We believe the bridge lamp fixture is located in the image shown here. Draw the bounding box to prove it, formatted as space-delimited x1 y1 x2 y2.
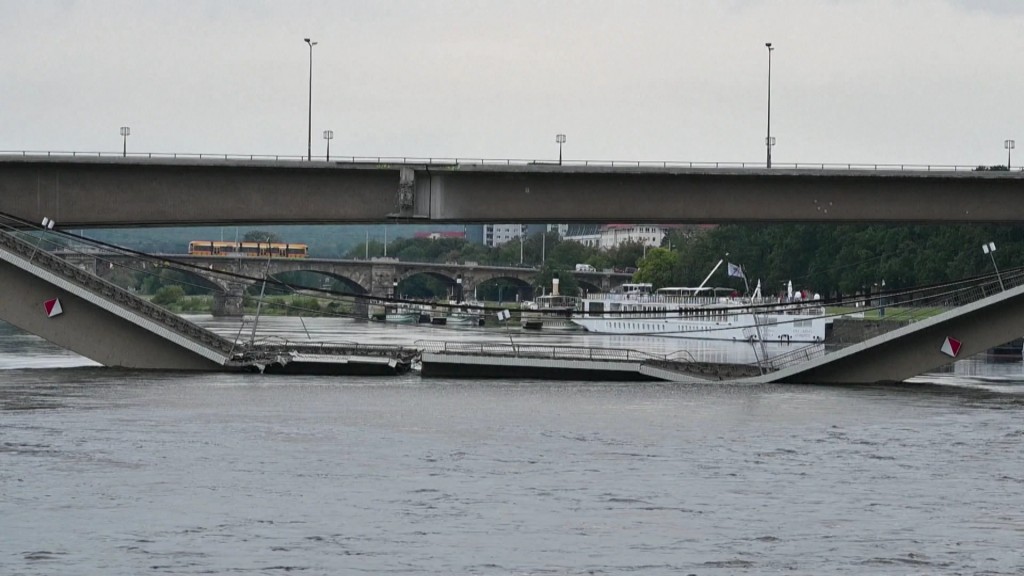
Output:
120 126 130 157
983 241 1005 291
1006 139 1015 170
765 42 774 169
555 133 566 165
323 129 334 162
304 37 318 161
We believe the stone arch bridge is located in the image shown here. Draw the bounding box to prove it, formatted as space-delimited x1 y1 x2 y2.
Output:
72 253 633 316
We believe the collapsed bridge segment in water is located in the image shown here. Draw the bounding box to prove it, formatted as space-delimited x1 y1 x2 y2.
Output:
417 341 763 382
755 272 1024 384
0 221 416 374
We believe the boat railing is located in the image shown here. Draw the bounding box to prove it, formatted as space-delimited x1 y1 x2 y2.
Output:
584 292 789 307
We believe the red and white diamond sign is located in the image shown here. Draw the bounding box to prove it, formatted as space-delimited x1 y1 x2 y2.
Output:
43 298 63 318
940 336 962 358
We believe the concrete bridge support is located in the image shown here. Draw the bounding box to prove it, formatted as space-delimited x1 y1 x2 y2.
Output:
212 283 248 317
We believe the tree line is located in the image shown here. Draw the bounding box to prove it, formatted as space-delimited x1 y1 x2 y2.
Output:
649 223 1024 298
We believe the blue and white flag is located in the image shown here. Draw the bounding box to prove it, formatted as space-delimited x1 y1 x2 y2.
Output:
727 262 746 279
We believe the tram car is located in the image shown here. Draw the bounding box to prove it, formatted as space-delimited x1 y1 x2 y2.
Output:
187 240 309 258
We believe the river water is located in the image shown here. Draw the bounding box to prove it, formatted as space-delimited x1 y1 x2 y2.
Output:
2 317 1024 575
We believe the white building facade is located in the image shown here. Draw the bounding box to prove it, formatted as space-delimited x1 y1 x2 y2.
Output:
563 224 671 249
482 224 527 247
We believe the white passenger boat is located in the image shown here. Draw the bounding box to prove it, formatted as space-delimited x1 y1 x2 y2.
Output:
442 301 486 327
520 276 583 331
384 305 423 324
521 294 583 331
571 264 832 342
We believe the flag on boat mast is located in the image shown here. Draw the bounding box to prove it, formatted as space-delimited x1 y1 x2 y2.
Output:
727 262 750 294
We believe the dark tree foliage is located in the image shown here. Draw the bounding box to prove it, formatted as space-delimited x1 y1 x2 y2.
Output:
666 223 1024 297
243 230 284 243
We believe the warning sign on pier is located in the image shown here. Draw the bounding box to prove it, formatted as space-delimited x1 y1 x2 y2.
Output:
939 337 961 358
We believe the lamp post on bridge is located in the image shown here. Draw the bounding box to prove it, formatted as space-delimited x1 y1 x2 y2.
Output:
304 37 318 161
983 241 1005 291
556 133 566 165
1006 139 1016 171
765 42 775 169
323 129 333 161
120 126 130 157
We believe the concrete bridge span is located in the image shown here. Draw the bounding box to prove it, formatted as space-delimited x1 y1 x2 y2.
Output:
761 275 1024 384
0 232 233 370
2 155 1023 227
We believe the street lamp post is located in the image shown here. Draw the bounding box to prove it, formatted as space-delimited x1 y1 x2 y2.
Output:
519 225 525 264
765 42 774 169
304 37 318 161
555 133 566 165
1006 139 1016 170
120 126 130 157
323 129 334 161
983 241 1005 291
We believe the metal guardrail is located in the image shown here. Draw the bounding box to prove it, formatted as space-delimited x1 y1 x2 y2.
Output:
418 339 664 362
235 340 420 364
3 150 1020 173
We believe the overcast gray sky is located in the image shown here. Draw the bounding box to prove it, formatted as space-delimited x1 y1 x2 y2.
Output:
2 0 1021 167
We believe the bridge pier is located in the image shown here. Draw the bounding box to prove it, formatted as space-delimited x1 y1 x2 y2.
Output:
351 298 370 320
213 283 247 317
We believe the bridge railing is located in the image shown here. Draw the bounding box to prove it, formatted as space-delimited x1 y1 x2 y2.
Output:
4 150 1017 173
0 219 237 358
418 339 666 362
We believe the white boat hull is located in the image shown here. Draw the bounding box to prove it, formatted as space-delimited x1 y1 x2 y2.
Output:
571 313 829 343
384 310 421 324
445 313 483 327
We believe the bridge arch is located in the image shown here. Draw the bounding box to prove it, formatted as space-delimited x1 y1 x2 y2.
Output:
576 279 603 295
267 269 370 295
389 270 466 301
468 274 534 303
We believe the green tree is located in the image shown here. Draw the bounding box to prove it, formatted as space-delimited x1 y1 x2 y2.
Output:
634 247 682 289
243 230 283 243
151 285 185 305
